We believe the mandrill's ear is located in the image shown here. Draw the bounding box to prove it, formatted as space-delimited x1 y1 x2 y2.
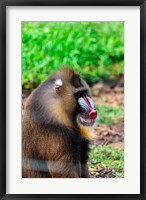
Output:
55 79 63 91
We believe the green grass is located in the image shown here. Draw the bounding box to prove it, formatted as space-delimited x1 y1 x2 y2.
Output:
22 22 124 90
89 104 124 177
89 145 124 177
97 104 124 125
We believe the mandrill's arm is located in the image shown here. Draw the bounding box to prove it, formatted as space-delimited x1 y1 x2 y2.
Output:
48 159 81 178
45 131 82 178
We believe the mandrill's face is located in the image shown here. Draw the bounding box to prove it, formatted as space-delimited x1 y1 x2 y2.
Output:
77 95 97 126
73 86 97 127
53 68 98 127
31 67 98 128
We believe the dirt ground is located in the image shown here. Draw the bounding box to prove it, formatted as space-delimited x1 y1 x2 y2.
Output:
91 80 124 148
90 80 124 178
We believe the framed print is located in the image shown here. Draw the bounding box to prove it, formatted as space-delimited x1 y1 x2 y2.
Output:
0 0 145 200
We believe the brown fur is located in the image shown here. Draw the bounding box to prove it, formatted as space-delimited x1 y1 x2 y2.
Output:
22 67 95 178
79 125 95 140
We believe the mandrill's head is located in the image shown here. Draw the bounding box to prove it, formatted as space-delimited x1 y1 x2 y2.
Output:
28 67 97 130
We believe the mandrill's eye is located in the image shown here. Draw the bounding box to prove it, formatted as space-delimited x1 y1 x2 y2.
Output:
74 87 88 99
74 92 84 98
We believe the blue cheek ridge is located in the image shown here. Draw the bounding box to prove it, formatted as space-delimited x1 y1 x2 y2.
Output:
78 96 97 113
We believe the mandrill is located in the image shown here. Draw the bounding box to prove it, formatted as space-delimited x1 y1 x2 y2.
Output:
22 67 97 178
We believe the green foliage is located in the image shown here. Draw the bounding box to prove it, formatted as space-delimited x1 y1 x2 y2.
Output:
22 22 124 90
89 145 124 177
97 105 124 125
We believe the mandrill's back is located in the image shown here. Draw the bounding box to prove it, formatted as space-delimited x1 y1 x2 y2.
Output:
22 67 97 178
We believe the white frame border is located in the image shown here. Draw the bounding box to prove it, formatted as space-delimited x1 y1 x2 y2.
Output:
6 6 140 194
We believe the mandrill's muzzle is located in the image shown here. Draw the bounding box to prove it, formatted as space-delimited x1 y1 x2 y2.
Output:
78 96 97 126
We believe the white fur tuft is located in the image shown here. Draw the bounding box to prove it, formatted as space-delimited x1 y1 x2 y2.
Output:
55 79 63 89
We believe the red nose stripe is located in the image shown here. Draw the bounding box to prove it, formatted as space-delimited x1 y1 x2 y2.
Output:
83 96 94 111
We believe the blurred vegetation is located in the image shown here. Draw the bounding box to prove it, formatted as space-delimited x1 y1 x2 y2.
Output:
22 22 124 91
97 104 124 125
